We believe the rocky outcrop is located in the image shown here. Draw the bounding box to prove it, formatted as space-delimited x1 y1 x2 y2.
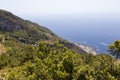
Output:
75 43 97 55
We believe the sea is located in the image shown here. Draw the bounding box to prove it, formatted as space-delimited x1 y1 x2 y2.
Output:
23 15 120 54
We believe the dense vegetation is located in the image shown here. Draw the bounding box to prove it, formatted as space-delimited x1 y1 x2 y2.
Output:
0 41 120 80
109 40 120 59
0 10 120 80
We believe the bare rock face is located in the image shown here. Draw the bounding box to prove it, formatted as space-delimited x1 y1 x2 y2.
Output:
0 10 24 32
0 19 22 32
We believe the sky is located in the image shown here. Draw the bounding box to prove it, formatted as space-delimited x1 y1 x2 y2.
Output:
0 0 120 17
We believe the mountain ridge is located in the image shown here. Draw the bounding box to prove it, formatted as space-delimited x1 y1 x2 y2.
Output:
0 9 85 53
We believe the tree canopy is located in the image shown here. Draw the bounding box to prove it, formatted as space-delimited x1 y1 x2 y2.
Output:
108 40 120 59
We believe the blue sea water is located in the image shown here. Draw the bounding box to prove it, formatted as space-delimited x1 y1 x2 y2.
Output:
24 16 120 54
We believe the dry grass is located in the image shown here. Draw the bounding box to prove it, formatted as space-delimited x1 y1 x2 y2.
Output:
116 60 120 64
0 43 6 54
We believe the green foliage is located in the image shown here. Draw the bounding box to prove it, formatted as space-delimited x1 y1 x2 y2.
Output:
109 40 120 59
0 42 119 80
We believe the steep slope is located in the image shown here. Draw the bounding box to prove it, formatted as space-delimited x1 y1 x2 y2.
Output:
0 10 59 43
0 9 85 53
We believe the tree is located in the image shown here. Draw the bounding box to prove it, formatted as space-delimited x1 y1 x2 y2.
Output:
108 40 120 59
62 57 74 80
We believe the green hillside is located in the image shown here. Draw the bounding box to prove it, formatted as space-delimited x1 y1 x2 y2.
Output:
0 9 85 53
0 10 120 80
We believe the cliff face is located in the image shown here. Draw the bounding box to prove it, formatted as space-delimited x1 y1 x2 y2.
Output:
0 9 85 53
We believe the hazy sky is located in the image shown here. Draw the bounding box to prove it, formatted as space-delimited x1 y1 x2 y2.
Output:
0 0 120 17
